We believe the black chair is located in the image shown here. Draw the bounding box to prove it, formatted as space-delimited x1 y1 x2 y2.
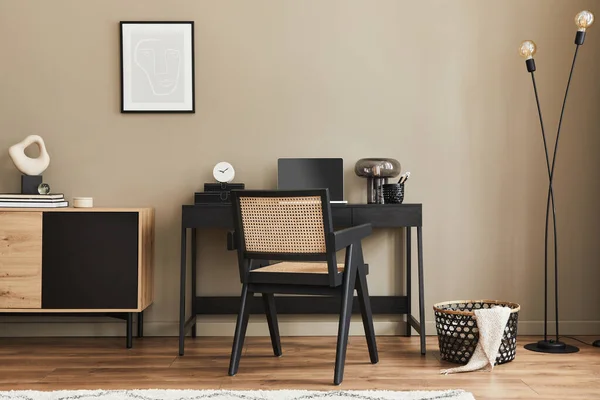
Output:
227 189 378 385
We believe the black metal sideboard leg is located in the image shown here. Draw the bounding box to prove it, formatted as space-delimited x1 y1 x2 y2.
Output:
191 228 197 338
417 225 426 355
137 311 144 338
179 226 188 356
126 312 133 349
405 227 412 337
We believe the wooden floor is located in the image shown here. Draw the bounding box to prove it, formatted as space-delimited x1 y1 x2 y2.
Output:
0 336 598 399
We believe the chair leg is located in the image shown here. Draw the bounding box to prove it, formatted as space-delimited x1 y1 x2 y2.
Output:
262 293 282 357
228 284 252 376
334 263 357 386
356 264 378 364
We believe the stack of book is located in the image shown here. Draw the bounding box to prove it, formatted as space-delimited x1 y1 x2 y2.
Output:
0 193 69 208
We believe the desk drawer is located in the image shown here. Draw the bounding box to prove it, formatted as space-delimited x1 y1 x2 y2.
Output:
331 207 352 227
183 206 233 229
352 206 421 227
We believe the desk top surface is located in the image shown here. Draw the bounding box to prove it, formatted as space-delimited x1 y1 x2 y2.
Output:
183 203 422 209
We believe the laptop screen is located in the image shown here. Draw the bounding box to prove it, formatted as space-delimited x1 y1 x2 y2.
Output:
277 158 344 201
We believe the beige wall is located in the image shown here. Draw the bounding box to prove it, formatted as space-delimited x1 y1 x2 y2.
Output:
1 0 599 338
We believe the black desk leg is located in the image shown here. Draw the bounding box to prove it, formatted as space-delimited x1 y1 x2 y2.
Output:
191 228 197 338
179 226 187 356
406 227 412 338
417 225 426 355
137 311 144 338
126 312 133 349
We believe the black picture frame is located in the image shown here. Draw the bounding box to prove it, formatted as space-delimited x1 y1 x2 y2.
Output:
120 21 195 113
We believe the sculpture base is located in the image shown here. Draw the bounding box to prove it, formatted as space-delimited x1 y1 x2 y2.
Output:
524 340 579 353
21 175 43 195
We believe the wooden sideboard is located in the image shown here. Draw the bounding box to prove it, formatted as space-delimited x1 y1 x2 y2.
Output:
0 207 154 348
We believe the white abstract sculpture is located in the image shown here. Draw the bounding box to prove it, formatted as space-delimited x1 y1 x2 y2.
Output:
8 135 50 176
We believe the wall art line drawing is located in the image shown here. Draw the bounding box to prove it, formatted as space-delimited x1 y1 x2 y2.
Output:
120 21 195 113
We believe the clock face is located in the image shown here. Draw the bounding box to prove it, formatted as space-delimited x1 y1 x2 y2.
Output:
213 161 235 183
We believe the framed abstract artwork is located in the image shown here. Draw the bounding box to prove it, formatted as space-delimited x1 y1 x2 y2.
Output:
120 21 195 113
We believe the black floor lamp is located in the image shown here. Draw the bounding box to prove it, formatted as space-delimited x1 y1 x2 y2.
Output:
519 10 595 354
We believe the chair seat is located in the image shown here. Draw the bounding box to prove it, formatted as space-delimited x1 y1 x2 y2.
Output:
252 262 343 274
252 262 369 275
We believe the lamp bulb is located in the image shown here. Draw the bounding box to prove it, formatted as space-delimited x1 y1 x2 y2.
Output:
519 40 537 60
575 10 594 32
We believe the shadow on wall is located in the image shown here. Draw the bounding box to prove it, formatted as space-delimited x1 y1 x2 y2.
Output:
0 152 19 192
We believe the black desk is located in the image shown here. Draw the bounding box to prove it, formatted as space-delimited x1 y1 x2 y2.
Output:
179 203 425 356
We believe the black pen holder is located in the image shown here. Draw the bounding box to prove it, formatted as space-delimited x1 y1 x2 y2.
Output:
382 182 404 204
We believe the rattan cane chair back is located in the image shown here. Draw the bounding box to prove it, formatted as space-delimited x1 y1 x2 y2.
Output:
231 189 337 286
238 195 326 254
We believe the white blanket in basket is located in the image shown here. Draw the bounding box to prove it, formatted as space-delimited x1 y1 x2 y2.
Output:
441 306 511 374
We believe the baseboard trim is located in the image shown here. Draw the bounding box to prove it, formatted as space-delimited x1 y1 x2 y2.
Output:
0 317 598 337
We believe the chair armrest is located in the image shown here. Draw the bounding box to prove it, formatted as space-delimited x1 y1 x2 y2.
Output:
331 223 372 251
227 230 237 250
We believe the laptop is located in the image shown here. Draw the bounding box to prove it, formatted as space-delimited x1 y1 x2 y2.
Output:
277 158 348 203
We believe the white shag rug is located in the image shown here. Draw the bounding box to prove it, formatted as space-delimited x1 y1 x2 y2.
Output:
0 389 475 400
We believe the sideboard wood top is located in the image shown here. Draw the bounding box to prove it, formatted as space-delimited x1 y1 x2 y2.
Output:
0 207 153 213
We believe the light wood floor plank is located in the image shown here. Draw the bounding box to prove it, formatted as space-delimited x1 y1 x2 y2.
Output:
0 335 597 400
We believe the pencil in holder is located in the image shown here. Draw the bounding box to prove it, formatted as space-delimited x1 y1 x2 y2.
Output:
382 182 404 204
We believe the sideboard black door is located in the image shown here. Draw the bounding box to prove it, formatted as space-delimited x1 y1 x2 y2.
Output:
42 212 139 309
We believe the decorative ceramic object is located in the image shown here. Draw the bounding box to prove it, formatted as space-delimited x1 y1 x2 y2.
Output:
73 197 93 208
8 135 50 176
355 158 401 204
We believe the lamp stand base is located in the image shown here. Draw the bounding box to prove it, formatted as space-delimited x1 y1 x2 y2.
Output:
524 340 579 353
593 340 600 348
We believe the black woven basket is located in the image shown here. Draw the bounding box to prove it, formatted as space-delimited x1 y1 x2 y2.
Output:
433 300 520 365
382 182 404 204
